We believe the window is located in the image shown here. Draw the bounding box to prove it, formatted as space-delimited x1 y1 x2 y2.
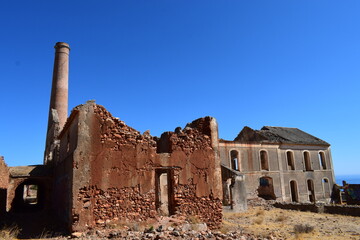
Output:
303 151 312 171
230 150 239 171
23 184 38 205
286 151 295 170
318 152 327 170
260 150 269 171
322 178 331 198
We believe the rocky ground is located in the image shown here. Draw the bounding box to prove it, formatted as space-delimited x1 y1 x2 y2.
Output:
2 200 360 239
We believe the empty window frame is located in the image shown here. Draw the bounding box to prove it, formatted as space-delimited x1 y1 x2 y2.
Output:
318 151 327 170
286 151 295 170
260 150 269 171
303 151 312 171
230 150 239 171
23 184 38 205
322 178 331 198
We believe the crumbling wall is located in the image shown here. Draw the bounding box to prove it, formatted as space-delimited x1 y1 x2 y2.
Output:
0 156 9 188
68 102 222 232
71 102 159 232
0 156 9 213
157 116 223 228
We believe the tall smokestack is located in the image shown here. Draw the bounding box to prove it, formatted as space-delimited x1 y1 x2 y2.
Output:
44 42 70 164
48 42 70 131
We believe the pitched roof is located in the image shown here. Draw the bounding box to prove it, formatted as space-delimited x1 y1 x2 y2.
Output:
234 126 329 146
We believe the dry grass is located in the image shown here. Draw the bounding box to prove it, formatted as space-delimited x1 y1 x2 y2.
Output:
0 225 20 240
253 216 264 225
186 215 201 224
275 212 288 222
223 206 360 240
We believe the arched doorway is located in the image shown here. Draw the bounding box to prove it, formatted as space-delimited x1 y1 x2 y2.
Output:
290 180 299 202
258 177 276 200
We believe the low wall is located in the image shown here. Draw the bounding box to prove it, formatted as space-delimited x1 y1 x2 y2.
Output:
273 202 360 217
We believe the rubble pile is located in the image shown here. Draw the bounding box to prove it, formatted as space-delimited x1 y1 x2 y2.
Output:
247 197 274 210
64 226 280 240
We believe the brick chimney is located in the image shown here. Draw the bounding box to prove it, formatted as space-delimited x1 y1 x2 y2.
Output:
48 42 70 131
44 42 70 164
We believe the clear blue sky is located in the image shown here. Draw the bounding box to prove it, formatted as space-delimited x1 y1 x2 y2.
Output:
0 1 359 175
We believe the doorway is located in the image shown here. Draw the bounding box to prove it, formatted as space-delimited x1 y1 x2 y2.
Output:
155 169 175 216
290 180 299 202
307 179 315 203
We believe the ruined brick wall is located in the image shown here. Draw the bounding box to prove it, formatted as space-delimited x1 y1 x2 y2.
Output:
66 102 222 232
70 102 159 232
0 156 9 213
53 110 81 231
0 156 9 189
157 117 223 228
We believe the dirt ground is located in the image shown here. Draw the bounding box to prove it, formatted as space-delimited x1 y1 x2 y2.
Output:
222 206 360 240
2 205 360 239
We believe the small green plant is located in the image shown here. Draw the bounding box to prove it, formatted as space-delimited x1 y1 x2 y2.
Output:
144 225 154 233
294 224 314 234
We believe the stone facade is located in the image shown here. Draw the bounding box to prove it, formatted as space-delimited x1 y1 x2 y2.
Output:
219 126 335 203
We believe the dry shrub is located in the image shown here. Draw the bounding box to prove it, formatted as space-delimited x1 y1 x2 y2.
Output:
253 216 264 225
220 220 240 234
186 215 201 224
0 225 20 240
294 224 314 234
222 212 243 220
275 214 288 222
255 208 265 216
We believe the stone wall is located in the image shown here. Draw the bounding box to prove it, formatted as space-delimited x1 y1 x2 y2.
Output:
63 102 222 232
274 202 360 217
0 156 9 213
0 156 9 189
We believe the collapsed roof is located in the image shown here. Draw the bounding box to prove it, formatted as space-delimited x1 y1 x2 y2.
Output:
234 126 329 146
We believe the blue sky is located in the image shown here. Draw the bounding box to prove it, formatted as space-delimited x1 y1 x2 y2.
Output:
0 1 359 175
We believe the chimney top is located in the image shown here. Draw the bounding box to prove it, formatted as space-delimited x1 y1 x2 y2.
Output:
54 42 70 50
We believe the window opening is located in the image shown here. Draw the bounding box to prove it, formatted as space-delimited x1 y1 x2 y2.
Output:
23 184 38 205
318 152 327 170
322 178 331 198
257 177 275 200
287 151 295 170
303 151 312 171
260 150 269 171
230 150 239 171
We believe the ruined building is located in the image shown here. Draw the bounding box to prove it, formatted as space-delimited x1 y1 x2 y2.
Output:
0 42 335 233
220 126 335 203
